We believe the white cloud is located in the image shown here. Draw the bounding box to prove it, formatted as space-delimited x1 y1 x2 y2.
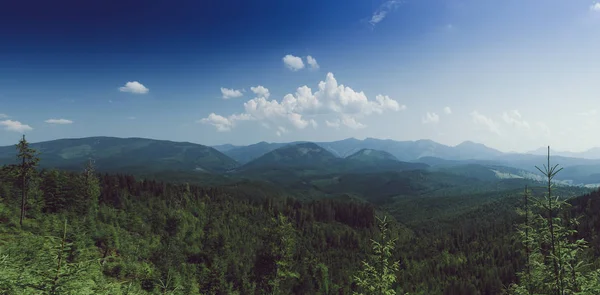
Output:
315 73 404 115
369 0 403 26
200 113 233 132
282 55 305 71
591 2 600 11
288 113 310 129
375 95 405 112
324 115 367 129
471 111 500 134
0 114 8 119
0 120 33 133
307 56 320 70
199 113 253 132
250 85 270 99
422 112 440 124
201 72 403 135
502 110 530 129
276 126 288 137
45 118 73 125
340 115 366 129
444 107 452 114
119 81 149 94
220 87 244 99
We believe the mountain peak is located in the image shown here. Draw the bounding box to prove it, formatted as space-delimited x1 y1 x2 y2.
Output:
241 142 337 169
456 140 481 147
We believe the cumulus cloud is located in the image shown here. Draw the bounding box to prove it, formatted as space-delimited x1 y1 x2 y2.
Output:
0 114 8 119
220 87 244 99
422 112 440 124
200 113 232 132
307 56 320 70
119 81 149 94
0 120 33 133
282 54 305 71
471 111 500 134
369 0 403 26
376 95 405 112
444 107 452 114
340 115 366 129
250 86 270 99
325 116 364 129
201 72 404 135
199 113 253 132
45 118 73 125
502 110 530 129
591 2 600 11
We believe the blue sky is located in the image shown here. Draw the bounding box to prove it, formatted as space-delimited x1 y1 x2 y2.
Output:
1 0 599 152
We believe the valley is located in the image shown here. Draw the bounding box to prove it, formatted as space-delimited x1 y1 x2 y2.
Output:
1 136 600 294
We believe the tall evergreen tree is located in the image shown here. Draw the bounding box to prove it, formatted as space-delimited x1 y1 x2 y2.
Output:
509 147 600 295
82 158 100 216
15 134 39 226
353 215 404 295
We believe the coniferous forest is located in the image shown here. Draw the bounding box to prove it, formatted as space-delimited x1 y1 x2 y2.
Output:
2 137 600 294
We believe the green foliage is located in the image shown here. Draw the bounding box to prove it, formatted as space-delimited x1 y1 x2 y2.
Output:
0 137 239 174
3 138 600 294
269 213 300 294
509 148 600 295
353 216 403 295
0 220 123 294
15 135 40 226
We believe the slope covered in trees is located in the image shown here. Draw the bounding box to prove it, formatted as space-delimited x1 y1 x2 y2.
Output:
2 137 600 294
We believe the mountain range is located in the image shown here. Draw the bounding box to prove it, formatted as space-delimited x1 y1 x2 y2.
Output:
0 137 239 174
1 136 599 186
527 146 600 159
214 138 506 164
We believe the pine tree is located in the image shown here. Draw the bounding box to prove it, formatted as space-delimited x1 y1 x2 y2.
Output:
82 158 100 216
270 213 300 295
0 218 123 294
353 215 404 295
15 134 39 226
509 147 600 295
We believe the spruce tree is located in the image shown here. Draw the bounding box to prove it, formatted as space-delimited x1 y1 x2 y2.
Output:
15 134 39 226
270 213 299 294
353 215 404 295
509 147 600 295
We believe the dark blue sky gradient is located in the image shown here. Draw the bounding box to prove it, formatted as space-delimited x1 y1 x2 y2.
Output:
1 0 598 152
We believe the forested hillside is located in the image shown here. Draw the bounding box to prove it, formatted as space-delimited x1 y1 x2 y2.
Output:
2 137 600 294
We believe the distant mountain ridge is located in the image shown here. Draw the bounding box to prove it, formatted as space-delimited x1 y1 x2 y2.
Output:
215 137 505 164
346 149 399 162
238 142 339 171
0 136 239 173
527 146 600 159
2 136 600 186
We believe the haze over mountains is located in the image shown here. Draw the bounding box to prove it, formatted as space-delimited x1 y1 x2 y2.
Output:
1 136 599 186
527 146 600 159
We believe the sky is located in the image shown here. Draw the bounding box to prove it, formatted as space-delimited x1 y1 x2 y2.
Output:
1 0 600 153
